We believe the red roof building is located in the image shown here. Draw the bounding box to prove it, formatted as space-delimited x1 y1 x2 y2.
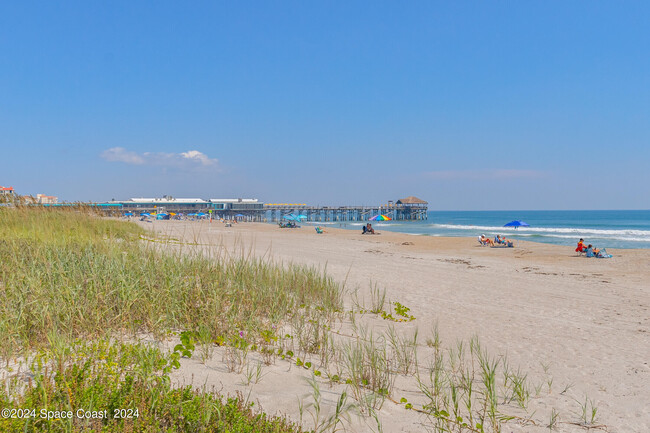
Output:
0 186 15 195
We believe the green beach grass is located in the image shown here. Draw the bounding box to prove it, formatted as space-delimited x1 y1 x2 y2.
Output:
0 207 344 432
0 207 342 356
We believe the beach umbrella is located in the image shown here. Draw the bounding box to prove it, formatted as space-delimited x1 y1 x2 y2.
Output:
124 212 134 216
235 213 244 217
369 214 392 221
503 220 530 229
283 214 298 221
140 212 151 216
297 214 308 219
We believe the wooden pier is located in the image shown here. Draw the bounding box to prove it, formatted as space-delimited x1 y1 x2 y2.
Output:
94 196 428 223
264 196 428 222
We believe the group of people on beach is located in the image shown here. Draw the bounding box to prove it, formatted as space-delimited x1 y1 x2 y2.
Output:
576 239 611 258
478 234 513 247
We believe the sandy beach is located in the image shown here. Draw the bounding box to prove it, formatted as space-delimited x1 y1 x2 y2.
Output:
142 220 650 433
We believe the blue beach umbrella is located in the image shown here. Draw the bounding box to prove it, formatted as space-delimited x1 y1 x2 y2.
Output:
283 214 298 221
504 220 530 229
235 214 244 217
124 212 134 216
140 212 151 217
297 214 308 219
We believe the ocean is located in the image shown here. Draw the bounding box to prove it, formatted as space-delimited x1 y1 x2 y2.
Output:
307 210 650 250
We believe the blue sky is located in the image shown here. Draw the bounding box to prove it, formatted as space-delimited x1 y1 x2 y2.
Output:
1 2 648 209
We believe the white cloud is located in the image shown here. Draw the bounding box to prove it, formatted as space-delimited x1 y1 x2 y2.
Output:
100 147 145 165
101 147 219 169
424 169 545 180
180 150 217 166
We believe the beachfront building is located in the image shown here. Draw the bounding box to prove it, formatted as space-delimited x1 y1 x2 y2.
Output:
0 186 15 197
117 197 209 213
209 199 264 220
0 186 16 204
36 194 58 204
105 197 266 220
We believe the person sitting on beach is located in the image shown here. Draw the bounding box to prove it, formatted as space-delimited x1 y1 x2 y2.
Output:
480 234 494 246
585 244 594 257
495 235 501 244
576 239 585 254
362 223 375 234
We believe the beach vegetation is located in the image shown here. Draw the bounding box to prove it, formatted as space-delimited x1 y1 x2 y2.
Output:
0 339 301 433
0 207 342 359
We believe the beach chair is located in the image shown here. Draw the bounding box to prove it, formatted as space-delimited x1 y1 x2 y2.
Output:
315 227 324 234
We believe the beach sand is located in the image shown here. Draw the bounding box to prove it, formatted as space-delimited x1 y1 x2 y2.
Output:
142 220 650 433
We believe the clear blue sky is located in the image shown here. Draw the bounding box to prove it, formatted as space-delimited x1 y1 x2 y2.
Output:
1 1 648 209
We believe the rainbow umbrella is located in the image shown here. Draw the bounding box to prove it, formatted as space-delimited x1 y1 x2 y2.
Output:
369 214 391 221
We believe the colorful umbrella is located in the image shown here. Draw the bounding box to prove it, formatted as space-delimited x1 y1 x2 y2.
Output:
369 214 391 221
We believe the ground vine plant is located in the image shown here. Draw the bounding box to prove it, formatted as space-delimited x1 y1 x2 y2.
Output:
0 208 602 432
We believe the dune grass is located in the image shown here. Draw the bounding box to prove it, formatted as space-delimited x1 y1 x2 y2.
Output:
0 207 342 359
0 340 301 433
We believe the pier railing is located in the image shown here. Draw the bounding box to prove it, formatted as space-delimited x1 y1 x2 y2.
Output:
263 204 428 222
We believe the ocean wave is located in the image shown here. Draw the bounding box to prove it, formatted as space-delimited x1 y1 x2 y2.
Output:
509 233 650 243
432 223 650 239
